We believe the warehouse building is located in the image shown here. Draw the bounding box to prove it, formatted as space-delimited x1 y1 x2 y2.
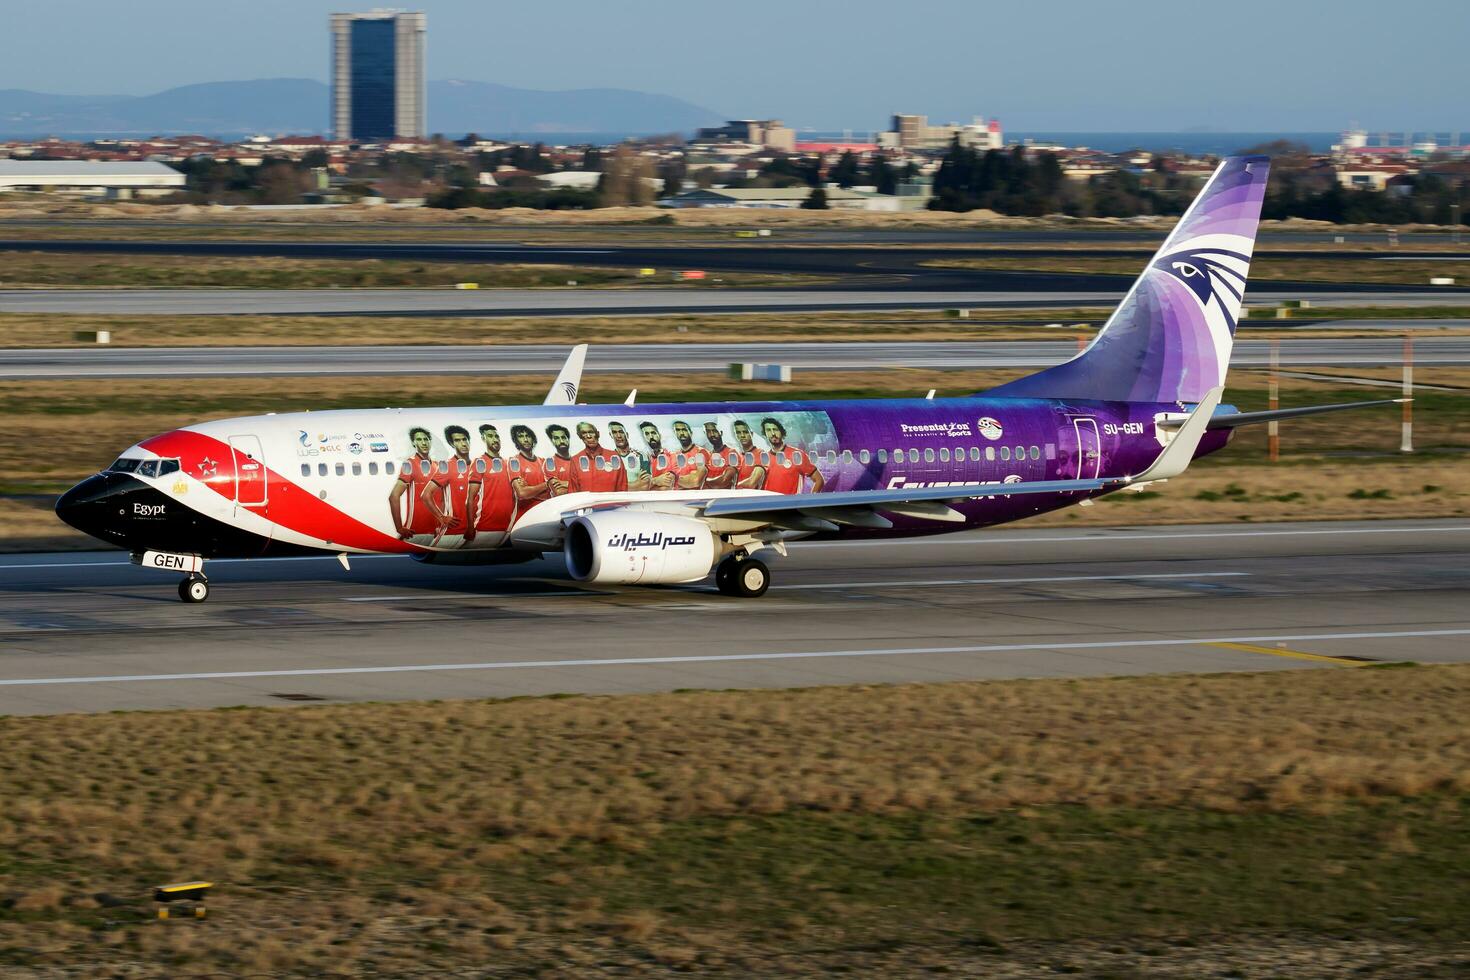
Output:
0 160 186 198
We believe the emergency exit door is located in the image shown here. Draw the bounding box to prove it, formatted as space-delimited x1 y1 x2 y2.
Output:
228 434 268 506
1072 418 1101 480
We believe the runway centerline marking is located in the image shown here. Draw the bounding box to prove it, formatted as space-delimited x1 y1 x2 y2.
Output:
0 626 1462 688
1206 641 1368 667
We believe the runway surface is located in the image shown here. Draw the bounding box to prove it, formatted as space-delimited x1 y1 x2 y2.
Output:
4 337 1468 379
1 286 1467 318
1 518 1467 715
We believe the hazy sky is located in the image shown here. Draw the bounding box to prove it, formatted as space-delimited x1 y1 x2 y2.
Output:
4 0 1466 131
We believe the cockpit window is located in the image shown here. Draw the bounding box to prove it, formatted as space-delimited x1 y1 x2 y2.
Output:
158 459 180 476
137 460 160 478
108 457 144 473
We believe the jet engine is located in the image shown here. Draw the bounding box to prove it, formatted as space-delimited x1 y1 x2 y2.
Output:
564 512 717 585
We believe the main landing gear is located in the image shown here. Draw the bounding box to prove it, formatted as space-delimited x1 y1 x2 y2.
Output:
715 555 770 598
177 573 210 604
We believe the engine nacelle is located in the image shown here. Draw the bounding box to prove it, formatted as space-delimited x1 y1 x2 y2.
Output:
564 512 717 585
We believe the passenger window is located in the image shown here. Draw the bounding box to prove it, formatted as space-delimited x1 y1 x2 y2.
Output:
676 453 687 467
369 462 379 476
877 449 887 463
826 450 837 464
1030 446 1041 461
939 448 950 462
923 448 935 463
1000 447 1011 461
859 450 870 464
318 463 328 476
909 449 919 463
985 446 995 461
579 456 590 472
510 458 521 473
1045 444 1057 460
1014 446 1024 459
352 462 362 476
456 459 467 475
745 452 756 467
335 462 345 476
138 460 159 478
970 447 982 461
842 449 854 463
419 459 431 476
491 458 503 473
301 464 310 477
474 458 486 474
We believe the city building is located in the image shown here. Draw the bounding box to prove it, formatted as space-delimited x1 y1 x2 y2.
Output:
693 120 796 153
0 160 185 198
879 114 1003 152
330 10 427 141
665 187 875 210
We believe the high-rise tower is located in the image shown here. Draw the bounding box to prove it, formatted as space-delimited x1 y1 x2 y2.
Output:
330 11 426 141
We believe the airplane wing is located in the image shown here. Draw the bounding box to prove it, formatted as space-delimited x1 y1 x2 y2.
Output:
1204 398 1408 430
542 344 588 406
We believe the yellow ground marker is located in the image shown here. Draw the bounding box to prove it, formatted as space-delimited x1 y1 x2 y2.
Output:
1206 641 1369 667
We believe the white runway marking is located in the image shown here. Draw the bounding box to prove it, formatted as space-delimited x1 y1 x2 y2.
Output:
771 571 1248 590
0 627 1462 688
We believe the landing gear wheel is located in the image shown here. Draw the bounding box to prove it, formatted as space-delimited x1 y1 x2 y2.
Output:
733 558 770 598
178 574 209 604
715 558 739 595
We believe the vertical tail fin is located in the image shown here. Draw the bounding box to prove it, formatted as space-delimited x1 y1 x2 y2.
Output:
988 155 1270 403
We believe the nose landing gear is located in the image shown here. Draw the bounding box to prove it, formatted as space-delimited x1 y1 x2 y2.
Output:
178 573 210 604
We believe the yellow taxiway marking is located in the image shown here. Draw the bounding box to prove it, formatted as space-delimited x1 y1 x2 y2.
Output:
1206 641 1368 667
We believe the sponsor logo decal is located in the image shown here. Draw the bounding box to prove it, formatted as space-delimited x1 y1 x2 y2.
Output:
608 531 699 551
298 430 310 447
977 417 1004 441
1003 474 1023 484
133 502 165 518
195 457 218 479
900 421 973 439
353 432 384 441
348 442 364 455
370 441 390 453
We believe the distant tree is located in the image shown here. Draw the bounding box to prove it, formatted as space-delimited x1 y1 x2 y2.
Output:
598 148 658 207
582 147 604 171
301 148 329 169
801 186 829 210
831 150 861 189
868 153 900 195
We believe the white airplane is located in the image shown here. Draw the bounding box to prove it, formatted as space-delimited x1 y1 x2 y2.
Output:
55 157 1397 602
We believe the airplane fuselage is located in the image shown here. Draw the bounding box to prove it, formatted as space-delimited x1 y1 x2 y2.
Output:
57 394 1231 560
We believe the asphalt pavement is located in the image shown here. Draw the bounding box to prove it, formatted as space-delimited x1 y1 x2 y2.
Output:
0 518 1466 715
1 337 1467 379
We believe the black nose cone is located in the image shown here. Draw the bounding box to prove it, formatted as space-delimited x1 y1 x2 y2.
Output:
56 473 146 548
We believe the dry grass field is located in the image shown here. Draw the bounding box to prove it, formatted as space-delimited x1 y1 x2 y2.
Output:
0 251 820 290
0 666 1465 975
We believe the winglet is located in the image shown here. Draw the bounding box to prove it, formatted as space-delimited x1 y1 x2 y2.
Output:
1128 386 1223 484
623 388 638 407
543 344 588 406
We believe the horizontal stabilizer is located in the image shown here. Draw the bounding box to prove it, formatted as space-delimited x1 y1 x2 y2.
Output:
1204 398 1408 430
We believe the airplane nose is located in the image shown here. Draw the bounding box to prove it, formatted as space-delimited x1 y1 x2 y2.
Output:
55 472 145 548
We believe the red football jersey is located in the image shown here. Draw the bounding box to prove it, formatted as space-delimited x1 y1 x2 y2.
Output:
571 448 628 494
728 448 765 487
473 455 516 532
511 454 551 503
430 457 480 535
652 448 707 488
763 446 817 495
397 454 440 534
545 455 576 496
